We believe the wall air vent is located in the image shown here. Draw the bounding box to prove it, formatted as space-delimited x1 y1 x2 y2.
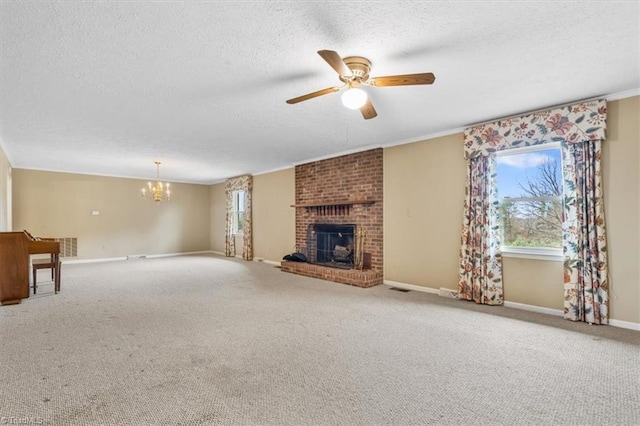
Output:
55 237 77 258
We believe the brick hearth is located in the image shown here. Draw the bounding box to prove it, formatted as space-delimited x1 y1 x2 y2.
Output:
281 261 383 288
282 148 383 287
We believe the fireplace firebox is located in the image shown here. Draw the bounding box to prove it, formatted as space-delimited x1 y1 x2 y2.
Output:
307 224 356 269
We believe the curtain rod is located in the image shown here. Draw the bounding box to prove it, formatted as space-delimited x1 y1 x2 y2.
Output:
467 95 605 129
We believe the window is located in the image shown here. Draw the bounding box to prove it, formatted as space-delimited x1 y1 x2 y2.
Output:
232 190 245 234
496 143 562 260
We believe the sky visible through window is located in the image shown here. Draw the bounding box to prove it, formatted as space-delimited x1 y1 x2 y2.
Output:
497 148 562 198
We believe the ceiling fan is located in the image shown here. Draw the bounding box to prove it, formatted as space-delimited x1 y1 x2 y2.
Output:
286 50 435 120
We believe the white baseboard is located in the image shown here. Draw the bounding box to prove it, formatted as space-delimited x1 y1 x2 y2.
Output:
62 256 127 264
62 250 215 265
253 257 281 266
503 301 640 330
147 250 214 259
609 319 640 331
503 300 563 317
211 251 279 265
382 280 640 331
383 280 439 294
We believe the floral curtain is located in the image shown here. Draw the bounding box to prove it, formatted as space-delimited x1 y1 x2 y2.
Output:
224 188 235 257
224 175 253 260
458 154 503 305
462 99 608 322
562 140 608 324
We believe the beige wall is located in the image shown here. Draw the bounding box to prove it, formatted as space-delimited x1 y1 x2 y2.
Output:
502 258 563 309
253 168 295 263
602 96 639 323
209 182 226 253
13 169 211 259
0 144 11 231
383 96 640 324
384 133 466 288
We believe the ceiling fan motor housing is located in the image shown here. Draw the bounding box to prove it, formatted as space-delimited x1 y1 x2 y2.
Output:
340 56 372 84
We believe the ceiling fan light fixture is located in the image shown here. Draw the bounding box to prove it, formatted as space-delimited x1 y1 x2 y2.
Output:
341 87 367 110
285 49 434 119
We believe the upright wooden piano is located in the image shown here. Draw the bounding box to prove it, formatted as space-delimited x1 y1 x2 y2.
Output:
0 231 60 305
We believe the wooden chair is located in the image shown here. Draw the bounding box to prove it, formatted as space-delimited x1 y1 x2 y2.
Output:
32 255 61 294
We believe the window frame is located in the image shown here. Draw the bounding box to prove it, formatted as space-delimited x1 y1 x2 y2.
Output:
496 143 563 262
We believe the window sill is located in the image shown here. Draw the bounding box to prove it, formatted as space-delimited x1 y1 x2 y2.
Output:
501 247 563 262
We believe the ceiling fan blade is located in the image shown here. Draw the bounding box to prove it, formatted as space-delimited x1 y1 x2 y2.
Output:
369 72 435 87
360 98 378 120
317 50 352 77
286 87 340 104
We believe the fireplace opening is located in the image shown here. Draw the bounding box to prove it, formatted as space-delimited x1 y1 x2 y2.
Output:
307 224 356 269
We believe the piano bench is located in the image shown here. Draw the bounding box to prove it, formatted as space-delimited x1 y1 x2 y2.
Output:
32 257 61 295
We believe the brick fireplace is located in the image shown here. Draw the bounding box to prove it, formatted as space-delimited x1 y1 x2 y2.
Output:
281 148 383 287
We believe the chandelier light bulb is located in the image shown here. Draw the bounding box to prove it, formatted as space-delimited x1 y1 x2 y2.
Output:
341 87 367 110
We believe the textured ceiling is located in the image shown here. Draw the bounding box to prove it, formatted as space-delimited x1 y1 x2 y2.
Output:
1 1 638 184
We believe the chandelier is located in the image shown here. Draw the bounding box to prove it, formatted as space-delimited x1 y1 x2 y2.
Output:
141 161 171 202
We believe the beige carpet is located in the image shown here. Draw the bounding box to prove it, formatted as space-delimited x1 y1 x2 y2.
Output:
1 254 638 426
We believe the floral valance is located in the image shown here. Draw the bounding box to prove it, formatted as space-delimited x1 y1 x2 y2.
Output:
463 99 607 159
224 174 252 192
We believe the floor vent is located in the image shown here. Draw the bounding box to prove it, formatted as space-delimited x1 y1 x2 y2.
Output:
389 287 411 293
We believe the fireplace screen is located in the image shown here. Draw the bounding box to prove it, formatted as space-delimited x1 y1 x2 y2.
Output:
307 224 356 269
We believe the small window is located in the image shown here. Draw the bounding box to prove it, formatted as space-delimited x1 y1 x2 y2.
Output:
232 190 245 234
496 144 562 258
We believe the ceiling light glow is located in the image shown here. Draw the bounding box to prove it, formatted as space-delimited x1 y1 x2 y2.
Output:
341 88 367 110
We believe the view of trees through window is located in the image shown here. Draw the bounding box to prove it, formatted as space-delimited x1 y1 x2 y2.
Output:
497 146 562 249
